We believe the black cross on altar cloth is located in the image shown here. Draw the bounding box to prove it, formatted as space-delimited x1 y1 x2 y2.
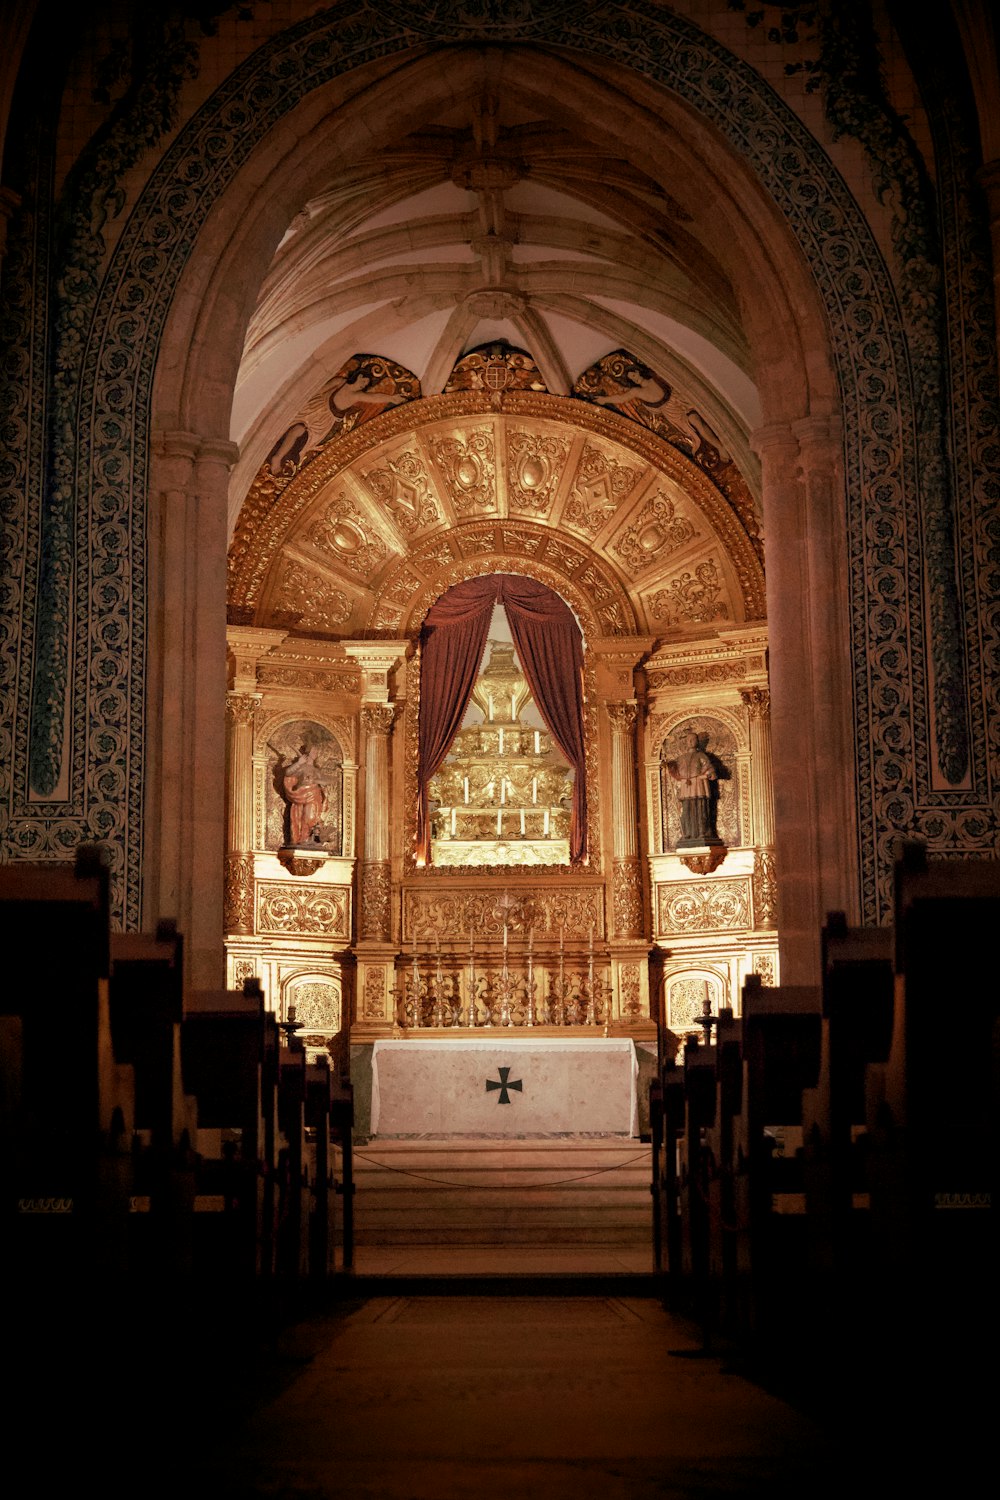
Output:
485 1066 523 1105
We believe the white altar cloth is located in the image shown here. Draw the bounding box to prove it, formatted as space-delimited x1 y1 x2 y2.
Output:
370 1037 638 1137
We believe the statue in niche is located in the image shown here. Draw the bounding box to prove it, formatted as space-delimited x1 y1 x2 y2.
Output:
665 730 722 847
278 744 328 847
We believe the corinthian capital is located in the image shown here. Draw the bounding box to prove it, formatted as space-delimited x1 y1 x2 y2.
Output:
606 701 638 733
740 686 770 721
225 691 260 729
361 703 396 737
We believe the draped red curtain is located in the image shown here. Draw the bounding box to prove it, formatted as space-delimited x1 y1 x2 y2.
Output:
415 577 498 864
416 574 587 864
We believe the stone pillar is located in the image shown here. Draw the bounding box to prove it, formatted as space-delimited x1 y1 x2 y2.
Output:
752 417 853 983
752 422 818 982
147 431 238 988
359 704 395 942
607 702 643 939
741 687 777 930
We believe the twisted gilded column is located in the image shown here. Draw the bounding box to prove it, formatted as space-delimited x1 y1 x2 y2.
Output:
607 702 643 938
741 687 777 929
224 691 260 934
360 704 395 941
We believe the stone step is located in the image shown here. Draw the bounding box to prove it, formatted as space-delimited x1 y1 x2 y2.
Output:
354 1225 649 1246
347 1137 652 1247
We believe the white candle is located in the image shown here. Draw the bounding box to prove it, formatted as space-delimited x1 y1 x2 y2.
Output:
463 776 469 804
520 809 525 835
543 809 550 835
499 727 505 753
451 807 456 835
497 809 502 835
534 730 540 754
532 777 537 804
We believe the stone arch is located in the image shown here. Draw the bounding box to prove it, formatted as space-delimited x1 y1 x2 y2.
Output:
43 6 926 981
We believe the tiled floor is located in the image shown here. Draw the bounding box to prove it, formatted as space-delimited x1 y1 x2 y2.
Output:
196 1293 844 1499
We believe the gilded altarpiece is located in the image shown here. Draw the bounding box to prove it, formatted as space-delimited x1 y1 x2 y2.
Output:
349 624 659 1046
643 627 779 1042
225 628 359 1054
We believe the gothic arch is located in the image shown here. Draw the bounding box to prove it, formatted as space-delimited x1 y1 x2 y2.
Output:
28 5 929 981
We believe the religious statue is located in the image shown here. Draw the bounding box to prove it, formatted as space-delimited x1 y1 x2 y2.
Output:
665 730 721 847
279 744 327 846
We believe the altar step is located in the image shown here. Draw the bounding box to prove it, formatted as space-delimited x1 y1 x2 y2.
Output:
350 1138 652 1246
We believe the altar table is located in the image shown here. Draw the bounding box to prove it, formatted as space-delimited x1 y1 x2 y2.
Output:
370 1037 638 1136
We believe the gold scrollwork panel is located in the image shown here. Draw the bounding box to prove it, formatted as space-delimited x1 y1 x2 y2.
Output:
256 882 350 936
403 886 605 942
656 878 751 936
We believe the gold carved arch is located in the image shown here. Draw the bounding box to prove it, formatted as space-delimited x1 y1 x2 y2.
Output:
227 391 766 639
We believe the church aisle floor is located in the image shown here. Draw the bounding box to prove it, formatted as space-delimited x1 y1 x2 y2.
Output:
197 1294 842 1499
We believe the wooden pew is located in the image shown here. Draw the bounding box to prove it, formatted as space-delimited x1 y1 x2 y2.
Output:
305 1060 355 1277
276 1036 310 1282
704 1006 741 1335
110 920 199 1275
675 1038 719 1330
733 978 822 1344
800 915 893 1315
0 847 134 1282
650 1058 686 1282
866 846 998 1343
181 981 280 1280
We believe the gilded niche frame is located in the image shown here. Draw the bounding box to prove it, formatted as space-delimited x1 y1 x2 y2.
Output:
399 559 606 879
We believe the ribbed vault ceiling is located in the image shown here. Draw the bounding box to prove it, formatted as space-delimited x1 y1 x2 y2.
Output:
232 80 762 488
230 60 769 644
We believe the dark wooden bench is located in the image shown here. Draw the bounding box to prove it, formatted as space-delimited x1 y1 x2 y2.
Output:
0 847 134 1282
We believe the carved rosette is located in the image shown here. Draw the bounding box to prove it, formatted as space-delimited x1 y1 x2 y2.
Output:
361 860 392 941
612 858 644 937
224 852 255 935
752 846 778 928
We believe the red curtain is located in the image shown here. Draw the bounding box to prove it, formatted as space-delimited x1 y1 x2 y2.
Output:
416 575 587 864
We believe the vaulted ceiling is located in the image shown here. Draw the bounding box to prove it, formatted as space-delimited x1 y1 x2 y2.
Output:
229 63 767 641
